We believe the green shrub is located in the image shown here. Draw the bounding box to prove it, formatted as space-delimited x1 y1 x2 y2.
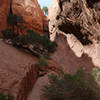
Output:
0 93 6 100
2 28 57 56
0 93 13 100
42 69 100 100
7 94 14 100
2 29 18 39
39 57 48 67
7 14 24 34
91 67 100 84
43 52 50 59
7 14 17 27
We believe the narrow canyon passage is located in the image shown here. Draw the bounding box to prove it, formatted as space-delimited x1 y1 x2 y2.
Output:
0 0 100 100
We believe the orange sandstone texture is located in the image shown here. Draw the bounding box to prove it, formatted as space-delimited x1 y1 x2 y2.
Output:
0 0 10 34
12 0 44 34
0 0 45 36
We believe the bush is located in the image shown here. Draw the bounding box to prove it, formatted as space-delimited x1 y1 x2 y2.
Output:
39 57 48 67
42 69 100 100
0 93 13 100
2 29 18 39
7 14 24 34
12 30 57 54
7 14 17 27
91 67 100 84
2 29 57 57
43 52 50 59
0 93 6 100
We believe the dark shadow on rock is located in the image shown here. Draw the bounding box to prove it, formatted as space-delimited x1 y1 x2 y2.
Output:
58 21 92 45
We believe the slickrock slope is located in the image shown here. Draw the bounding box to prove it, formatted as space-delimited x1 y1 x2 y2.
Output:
0 40 39 100
48 0 100 70
0 0 45 36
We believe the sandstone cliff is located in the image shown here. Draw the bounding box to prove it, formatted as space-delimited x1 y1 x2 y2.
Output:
0 0 45 36
48 0 100 71
0 0 10 31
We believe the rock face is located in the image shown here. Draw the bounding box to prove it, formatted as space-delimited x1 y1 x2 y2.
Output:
0 0 45 36
0 0 10 34
48 0 100 70
12 0 44 34
0 40 39 100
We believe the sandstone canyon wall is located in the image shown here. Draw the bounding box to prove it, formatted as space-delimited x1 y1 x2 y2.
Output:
0 0 45 36
0 0 11 32
49 0 100 72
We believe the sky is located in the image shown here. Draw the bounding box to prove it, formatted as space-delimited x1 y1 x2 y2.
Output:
38 0 52 8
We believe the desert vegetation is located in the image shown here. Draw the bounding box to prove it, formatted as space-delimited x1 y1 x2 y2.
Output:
42 6 48 15
0 93 13 100
2 14 57 57
42 68 100 100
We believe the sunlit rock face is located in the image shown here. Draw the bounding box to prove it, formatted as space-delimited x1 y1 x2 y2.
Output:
0 0 10 35
49 0 100 70
12 0 44 34
0 0 45 35
48 0 60 20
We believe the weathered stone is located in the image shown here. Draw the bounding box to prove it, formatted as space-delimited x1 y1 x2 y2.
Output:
12 0 44 34
0 0 45 36
0 0 10 36
0 40 39 100
48 0 100 70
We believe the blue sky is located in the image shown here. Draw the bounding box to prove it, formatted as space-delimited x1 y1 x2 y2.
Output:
38 0 52 8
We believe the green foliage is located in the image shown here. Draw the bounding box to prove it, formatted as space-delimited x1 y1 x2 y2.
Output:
0 93 6 100
2 29 57 56
6 14 24 34
7 94 14 100
39 57 48 67
42 6 48 15
7 14 24 26
11 30 57 53
2 29 18 39
43 52 50 59
42 69 100 100
91 67 100 84
0 93 13 100
7 14 17 26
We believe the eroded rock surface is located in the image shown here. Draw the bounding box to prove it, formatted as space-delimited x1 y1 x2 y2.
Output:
0 0 45 36
12 0 44 34
0 40 39 100
49 0 100 69
0 0 10 34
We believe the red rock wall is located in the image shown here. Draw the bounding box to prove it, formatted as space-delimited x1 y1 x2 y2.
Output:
0 0 45 36
0 0 10 35
12 0 44 34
